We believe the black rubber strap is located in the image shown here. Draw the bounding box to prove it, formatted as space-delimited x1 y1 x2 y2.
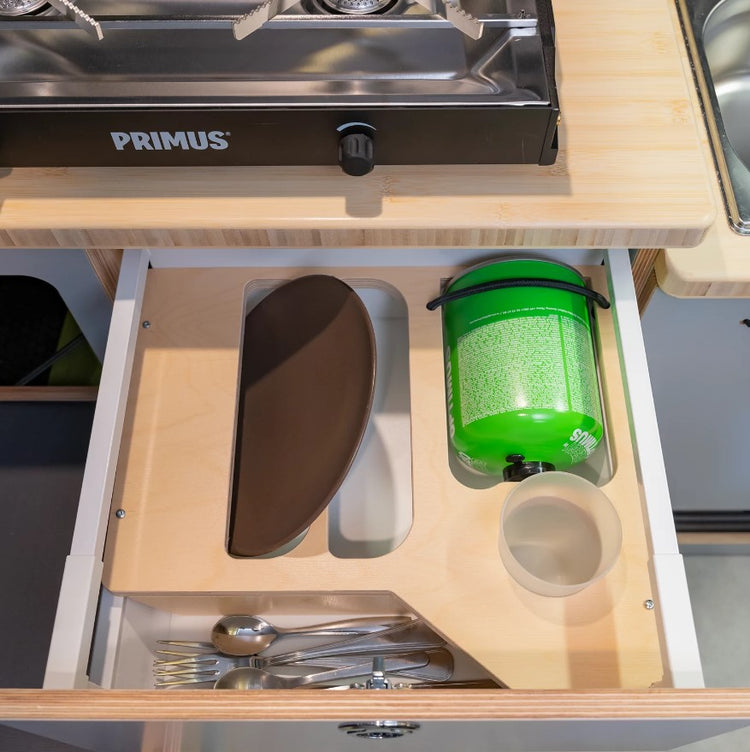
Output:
426 277 611 311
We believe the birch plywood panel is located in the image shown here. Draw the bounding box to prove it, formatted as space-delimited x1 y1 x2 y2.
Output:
103 265 664 691
3 687 750 720
5 689 750 752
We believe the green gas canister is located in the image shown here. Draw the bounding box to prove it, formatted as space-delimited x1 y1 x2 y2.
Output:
427 258 611 481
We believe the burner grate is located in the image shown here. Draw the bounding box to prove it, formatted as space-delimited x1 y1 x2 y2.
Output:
0 0 47 16
0 0 539 39
316 0 398 15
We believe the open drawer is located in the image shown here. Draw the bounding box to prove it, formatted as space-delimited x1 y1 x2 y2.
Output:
5 248 749 752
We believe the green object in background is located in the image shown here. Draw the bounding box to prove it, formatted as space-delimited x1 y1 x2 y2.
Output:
437 258 605 481
48 312 102 386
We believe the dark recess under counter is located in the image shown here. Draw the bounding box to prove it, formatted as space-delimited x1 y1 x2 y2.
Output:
0 402 94 688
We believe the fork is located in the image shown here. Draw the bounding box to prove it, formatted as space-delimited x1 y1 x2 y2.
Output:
153 647 454 687
153 653 252 686
154 651 435 687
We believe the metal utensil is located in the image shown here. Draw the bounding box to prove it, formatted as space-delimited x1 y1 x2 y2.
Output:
153 654 252 685
156 619 444 685
155 651 434 688
158 617 441 666
214 655 428 690
250 618 445 667
211 614 412 656
290 647 454 683
323 678 506 690
153 648 452 688
158 614 412 657
399 678 505 689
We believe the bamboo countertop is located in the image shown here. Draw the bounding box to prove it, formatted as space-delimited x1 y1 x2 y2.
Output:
656 0 750 297
658 125 750 296
657 196 750 298
0 0 713 250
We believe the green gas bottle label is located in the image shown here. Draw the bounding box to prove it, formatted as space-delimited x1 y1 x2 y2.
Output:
454 309 602 429
445 346 456 439
561 427 601 464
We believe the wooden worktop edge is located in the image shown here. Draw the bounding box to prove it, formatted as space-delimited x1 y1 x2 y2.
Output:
657 0 750 295
0 225 709 250
2 689 750 720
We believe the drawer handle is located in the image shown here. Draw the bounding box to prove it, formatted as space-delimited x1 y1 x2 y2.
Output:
338 722 420 739
426 278 611 311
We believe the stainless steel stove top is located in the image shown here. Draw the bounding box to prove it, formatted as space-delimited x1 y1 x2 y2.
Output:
0 0 559 173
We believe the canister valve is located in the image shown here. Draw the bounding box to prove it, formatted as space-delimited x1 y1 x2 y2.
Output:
503 454 555 482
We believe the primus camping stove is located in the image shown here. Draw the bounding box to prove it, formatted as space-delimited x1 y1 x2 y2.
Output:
0 0 559 174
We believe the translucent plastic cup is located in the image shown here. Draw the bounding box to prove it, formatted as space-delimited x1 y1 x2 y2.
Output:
498 472 622 597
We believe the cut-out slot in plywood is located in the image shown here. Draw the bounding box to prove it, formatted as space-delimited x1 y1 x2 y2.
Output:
327 285 413 559
231 279 413 560
104 265 664 690
444 275 615 491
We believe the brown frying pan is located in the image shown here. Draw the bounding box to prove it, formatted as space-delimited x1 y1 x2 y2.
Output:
228 275 376 557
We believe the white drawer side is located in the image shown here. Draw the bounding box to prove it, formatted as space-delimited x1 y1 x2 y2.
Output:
44 249 150 689
606 249 703 688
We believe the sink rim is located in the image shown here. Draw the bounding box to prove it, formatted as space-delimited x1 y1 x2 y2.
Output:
676 0 750 235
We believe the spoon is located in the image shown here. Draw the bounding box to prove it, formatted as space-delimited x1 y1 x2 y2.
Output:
211 614 412 656
214 654 428 690
159 618 440 667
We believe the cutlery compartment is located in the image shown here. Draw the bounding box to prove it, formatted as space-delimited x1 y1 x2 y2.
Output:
41 249 700 696
86 591 500 690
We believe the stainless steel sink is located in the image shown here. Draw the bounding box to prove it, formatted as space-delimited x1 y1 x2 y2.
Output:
677 0 750 233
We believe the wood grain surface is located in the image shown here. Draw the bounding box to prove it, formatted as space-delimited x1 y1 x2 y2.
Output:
3 688 750 720
85 249 123 301
656 87 750 296
658 162 750 295
0 0 713 249
632 249 661 314
656 0 750 295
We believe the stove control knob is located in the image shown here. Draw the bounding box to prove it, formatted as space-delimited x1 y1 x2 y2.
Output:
338 132 375 177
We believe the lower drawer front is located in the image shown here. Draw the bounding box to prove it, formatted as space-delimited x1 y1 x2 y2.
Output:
41 249 700 698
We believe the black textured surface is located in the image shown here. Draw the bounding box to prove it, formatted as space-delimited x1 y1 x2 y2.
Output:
0 276 67 385
0 402 95 689
0 725 93 752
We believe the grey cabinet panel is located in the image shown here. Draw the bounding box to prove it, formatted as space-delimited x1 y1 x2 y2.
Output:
642 291 750 512
0 402 95 688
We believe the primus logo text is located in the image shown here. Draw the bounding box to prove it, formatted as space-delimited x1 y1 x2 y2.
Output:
110 131 230 151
